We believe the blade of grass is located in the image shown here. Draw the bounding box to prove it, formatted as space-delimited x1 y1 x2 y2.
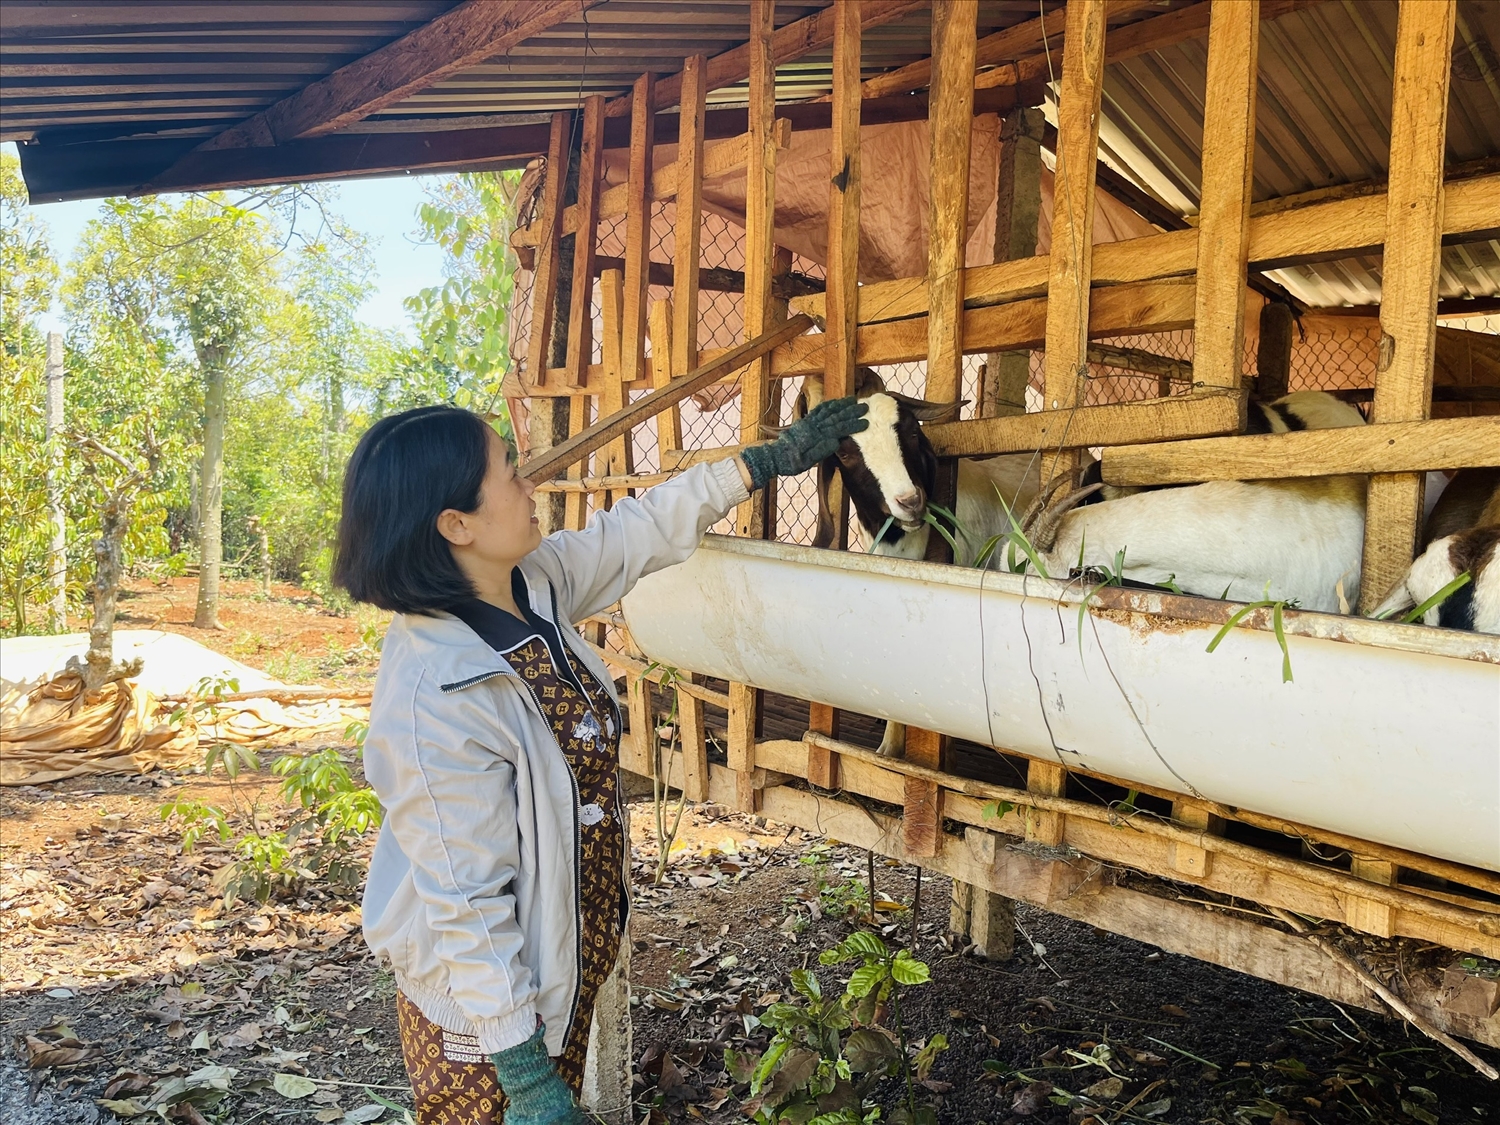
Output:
1272 601 1292 683
1400 571 1471 624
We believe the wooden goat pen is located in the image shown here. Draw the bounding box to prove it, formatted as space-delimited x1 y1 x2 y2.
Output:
506 0 1500 1054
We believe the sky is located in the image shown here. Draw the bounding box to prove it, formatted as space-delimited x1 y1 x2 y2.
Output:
8 144 453 337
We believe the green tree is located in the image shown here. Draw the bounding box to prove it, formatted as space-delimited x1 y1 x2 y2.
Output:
0 152 61 633
396 170 524 436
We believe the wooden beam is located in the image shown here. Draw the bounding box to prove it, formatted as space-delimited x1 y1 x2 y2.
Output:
1360 0 1458 614
672 55 708 390
1041 0 1107 423
927 387 1245 457
1025 760 1067 847
793 173 1500 328
1192 0 1259 389
1256 302 1294 400
525 113 570 390
620 73 655 425
619 0 927 116
728 681 760 814
737 0 780 541
185 1 597 152
679 673 710 803
564 95 605 389
1101 417 1500 486
925 0 979 405
520 314 813 482
824 0 863 402
563 394 591 531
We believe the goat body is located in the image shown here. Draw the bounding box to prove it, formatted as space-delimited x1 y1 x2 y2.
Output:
1044 476 1368 612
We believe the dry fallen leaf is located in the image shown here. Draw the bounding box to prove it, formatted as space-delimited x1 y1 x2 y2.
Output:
219 1021 264 1049
23 1033 99 1068
273 1071 319 1099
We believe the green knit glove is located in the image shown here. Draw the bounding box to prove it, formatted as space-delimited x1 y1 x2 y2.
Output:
490 1025 584 1125
740 396 870 491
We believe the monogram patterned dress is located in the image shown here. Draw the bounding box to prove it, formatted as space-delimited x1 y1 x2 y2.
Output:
394 578 626 1125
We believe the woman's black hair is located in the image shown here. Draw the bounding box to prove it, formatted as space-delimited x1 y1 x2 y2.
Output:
332 405 492 615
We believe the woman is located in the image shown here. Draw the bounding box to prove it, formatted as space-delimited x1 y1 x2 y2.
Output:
332 399 867 1125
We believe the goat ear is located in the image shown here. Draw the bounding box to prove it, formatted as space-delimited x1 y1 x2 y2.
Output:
812 458 838 549
853 367 886 397
884 392 967 422
800 374 824 414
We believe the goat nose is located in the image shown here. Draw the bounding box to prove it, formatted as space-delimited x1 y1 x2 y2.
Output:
893 489 923 514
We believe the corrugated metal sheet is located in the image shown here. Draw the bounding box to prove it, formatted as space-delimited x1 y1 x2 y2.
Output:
2 0 1497 309
1087 0 1500 307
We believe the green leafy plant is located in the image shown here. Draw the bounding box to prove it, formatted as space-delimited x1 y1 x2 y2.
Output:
639 661 692 885
728 932 947 1125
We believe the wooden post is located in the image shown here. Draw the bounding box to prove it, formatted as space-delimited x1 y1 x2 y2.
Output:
924 0 978 406
727 681 761 814
1024 759 1067 847
1256 301 1294 401
903 727 947 858
625 672 653 777
565 94 606 389
950 880 1016 961
526 112 570 390
597 269 632 507
678 673 709 803
736 0 779 540
1346 855 1398 938
826 0 862 403
621 71 655 420
1192 0 1259 390
1360 0 1457 613
1169 798 1224 880
44 332 67 633
1041 0 1107 482
648 299 681 454
673 56 707 391
983 107 1046 419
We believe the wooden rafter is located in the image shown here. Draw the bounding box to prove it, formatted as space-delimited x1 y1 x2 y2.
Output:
210 0 597 149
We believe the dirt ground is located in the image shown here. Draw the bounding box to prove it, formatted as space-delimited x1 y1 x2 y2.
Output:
5 581 1497 1124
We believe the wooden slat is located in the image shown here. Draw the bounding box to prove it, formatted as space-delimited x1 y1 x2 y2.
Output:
927 387 1245 456
903 726 947 859
1041 0 1107 422
1101 417 1500 485
525 112 569 390
648 298 681 453
597 269 631 506
737 0 780 540
622 0 926 115
1360 0 1458 613
925 0 978 405
673 55 708 390
1191 0 1259 389
620 73 655 416
164 0 598 163
793 173 1500 328
521 314 813 482
824 0 862 402
564 95 605 389
563 394 591 530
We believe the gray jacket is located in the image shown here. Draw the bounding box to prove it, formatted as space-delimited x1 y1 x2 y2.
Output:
361 458 748 1056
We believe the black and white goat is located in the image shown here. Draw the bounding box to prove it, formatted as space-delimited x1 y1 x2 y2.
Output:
806 371 1040 755
1370 468 1500 634
1026 392 1370 613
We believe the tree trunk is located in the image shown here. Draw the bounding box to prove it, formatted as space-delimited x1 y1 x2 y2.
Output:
82 491 130 691
194 344 227 629
44 332 68 633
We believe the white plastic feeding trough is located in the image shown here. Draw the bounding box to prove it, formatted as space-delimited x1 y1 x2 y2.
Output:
624 535 1500 874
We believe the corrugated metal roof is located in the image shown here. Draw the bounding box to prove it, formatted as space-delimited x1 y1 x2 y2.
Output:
2 0 1497 310
1085 0 1500 308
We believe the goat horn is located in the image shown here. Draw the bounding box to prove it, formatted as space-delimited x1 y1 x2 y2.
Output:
1030 483 1105 554
1019 471 1077 537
